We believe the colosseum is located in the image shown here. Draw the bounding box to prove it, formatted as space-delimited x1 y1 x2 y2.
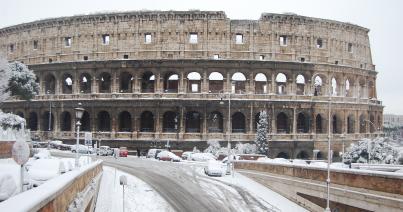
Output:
0 11 383 159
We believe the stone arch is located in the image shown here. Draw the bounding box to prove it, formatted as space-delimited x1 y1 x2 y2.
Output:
28 112 38 131
296 151 309 159
141 71 155 93
62 73 73 94
97 111 111 131
297 112 309 133
344 77 355 97
359 114 366 133
358 78 366 98
42 111 54 131
163 111 178 132
60 111 71 131
119 72 133 93
275 73 287 95
186 111 202 133
276 112 289 133
232 112 246 133
208 111 223 133
44 73 56 94
118 111 132 132
370 114 375 133
140 111 154 132
99 72 112 93
296 74 306 95
332 114 342 134
187 72 201 93
208 72 224 93
231 72 247 94
368 81 375 99
277 152 289 159
164 72 179 93
313 75 325 96
331 77 338 96
79 73 92 93
347 114 355 134
254 73 267 94
16 111 24 118
316 114 324 134
81 111 91 131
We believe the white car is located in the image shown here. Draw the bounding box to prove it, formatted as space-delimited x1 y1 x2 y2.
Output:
204 160 225 177
71 144 93 154
147 149 165 159
181 151 193 160
98 146 113 156
190 153 216 162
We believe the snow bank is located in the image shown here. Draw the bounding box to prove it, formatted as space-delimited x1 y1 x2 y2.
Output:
0 174 17 201
190 153 216 161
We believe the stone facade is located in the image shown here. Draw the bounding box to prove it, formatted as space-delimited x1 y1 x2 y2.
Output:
0 11 383 158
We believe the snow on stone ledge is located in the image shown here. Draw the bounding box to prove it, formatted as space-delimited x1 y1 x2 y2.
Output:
0 160 102 212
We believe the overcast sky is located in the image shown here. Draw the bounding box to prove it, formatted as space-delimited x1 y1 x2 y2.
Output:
1 0 402 114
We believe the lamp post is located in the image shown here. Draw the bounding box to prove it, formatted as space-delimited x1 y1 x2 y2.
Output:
46 90 52 148
325 82 333 212
74 103 84 168
219 87 232 175
341 134 345 164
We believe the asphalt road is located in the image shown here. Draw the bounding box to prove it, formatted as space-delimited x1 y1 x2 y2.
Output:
53 152 277 212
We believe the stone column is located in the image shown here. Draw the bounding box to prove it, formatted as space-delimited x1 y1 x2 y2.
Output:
202 70 208 93
271 73 276 94
249 72 254 94
92 74 97 94
293 107 297 135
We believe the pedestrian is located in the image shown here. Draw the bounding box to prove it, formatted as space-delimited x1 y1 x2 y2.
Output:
137 148 140 158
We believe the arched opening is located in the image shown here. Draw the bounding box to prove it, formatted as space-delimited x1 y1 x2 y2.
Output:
276 73 287 95
164 72 179 93
232 112 246 133
331 77 338 96
187 72 201 93
359 79 365 98
345 79 351 97
277 152 289 159
231 72 246 94
99 73 111 93
79 73 91 93
297 113 309 133
370 115 375 133
60 111 71 131
163 111 178 132
44 74 56 94
118 111 132 132
141 72 155 93
316 114 323 134
276 112 289 133
296 74 305 95
296 151 309 159
368 81 375 99
120 72 133 93
208 111 223 133
28 112 38 131
97 111 111 131
42 111 54 131
140 111 154 132
16 111 24 118
81 111 91 131
347 115 355 134
332 115 341 134
254 73 267 94
359 114 366 133
317 152 324 160
186 111 201 133
62 73 73 94
208 72 224 93
314 75 323 96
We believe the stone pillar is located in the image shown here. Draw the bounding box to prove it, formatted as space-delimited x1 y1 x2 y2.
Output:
113 71 118 93
271 73 276 94
156 72 161 93
249 72 254 94
92 75 97 94
271 107 276 133
226 71 231 93
202 70 208 93
292 107 297 135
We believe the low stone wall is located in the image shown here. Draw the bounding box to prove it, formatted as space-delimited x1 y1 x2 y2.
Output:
234 161 403 195
0 141 14 158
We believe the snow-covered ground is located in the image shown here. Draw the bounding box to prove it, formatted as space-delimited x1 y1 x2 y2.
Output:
95 166 174 212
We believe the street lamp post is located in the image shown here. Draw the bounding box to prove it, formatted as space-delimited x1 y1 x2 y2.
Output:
325 84 332 212
219 88 232 175
74 103 84 168
46 90 52 149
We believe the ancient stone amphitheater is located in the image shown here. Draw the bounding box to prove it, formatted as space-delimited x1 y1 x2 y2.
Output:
0 11 383 159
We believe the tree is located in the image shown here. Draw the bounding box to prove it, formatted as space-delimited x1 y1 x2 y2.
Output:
343 138 399 164
203 140 221 155
0 56 11 102
255 110 269 155
6 61 39 100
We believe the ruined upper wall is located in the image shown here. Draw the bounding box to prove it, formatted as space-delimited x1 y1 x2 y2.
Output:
0 11 374 70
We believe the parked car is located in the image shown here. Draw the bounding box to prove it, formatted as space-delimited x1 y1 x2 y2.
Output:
147 149 165 159
204 160 225 177
181 151 193 160
157 151 181 162
190 153 216 162
99 146 113 156
119 147 128 157
71 145 93 154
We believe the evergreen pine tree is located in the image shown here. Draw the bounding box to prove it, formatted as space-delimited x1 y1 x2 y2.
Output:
255 110 269 155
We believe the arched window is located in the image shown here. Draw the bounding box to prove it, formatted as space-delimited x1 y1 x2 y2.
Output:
208 72 224 93
120 72 133 93
276 112 289 133
140 111 154 132
347 115 355 134
99 73 111 93
62 73 73 94
81 111 91 131
277 152 289 159
79 73 91 93
232 112 245 133
28 112 38 131
231 72 246 94
97 111 111 131
186 111 201 133
275 73 287 95
316 114 323 134
331 77 338 96
254 73 267 94
345 79 351 97
296 151 309 159
42 111 54 131
332 115 341 134
296 74 305 95
118 111 132 132
187 72 201 93
44 74 56 94
314 76 323 96
297 113 309 133
60 111 71 131
141 72 155 93
164 73 179 93
208 111 223 133
163 111 178 132
359 114 366 133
